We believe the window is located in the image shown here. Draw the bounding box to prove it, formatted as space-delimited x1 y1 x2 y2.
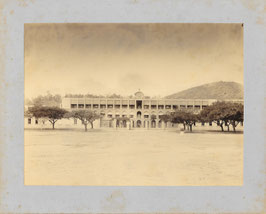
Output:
144 105 149 109
100 105 106 109
28 118 31 124
173 105 177 109
85 104 91 108
144 115 149 118
158 105 164 109
93 104 99 108
71 104 77 108
115 105 120 109
78 104 84 108
107 114 112 118
108 105 113 109
195 105 200 109
136 100 142 109
151 105 157 109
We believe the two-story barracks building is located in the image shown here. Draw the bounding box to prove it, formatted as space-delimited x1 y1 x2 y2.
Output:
61 90 232 129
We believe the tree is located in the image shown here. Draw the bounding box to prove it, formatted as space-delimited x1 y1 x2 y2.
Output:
65 110 100 131
226 103 244 132
170 111 186 130
150 115 156 120
170 110 198 132
27 106 67 129
159 114 172 128
116 116 130 128
28 92 62 107
199 101 244 132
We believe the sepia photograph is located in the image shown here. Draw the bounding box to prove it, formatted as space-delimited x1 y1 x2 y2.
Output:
24 23 244 186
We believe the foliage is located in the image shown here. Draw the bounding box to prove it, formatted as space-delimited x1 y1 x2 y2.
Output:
116 116 130 121
65 110 100 131
65 93 123 98
150 114 157 120
170 110 198 132
199 101 244 132
159 114 172 122
27 106 67 129
65 93 105 98
26 92 62 107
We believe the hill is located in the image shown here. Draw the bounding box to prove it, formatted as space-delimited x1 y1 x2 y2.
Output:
165 81 243 100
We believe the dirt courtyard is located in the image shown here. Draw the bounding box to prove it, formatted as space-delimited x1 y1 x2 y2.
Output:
24 129 243 186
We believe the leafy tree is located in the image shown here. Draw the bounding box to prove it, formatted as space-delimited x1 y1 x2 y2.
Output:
27 106 67 129
199 101 244 132
28 92 62 107
200 103 225 131
159 114 172 128
226 103 244 132
171 110 198 132
116 116 130 122
116 116 130 127
150 114 157 120
65 110 100 131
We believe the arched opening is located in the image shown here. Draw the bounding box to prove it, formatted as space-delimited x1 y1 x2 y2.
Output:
122 120 127 128
151 120 156 128
136 120 141 128
158 120 162 128
137 111 141 119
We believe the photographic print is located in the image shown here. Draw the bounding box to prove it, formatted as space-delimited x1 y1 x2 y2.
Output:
24 23 244 186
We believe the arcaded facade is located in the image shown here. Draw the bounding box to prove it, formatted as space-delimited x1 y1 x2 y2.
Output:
61 91 220 129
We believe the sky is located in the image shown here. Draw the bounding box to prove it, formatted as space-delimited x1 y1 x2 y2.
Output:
25 23 243 98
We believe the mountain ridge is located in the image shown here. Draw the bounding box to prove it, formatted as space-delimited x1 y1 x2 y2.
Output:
165 81 243 100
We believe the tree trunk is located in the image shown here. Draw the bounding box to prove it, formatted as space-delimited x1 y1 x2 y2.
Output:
227 125 230 132
52 122 55 129
220 124 224 132
84 124 88 132
90 122 94 129
183 123 186 130
233 125 236 132
189 124 192 132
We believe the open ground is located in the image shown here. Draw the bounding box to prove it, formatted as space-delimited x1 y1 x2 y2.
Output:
24 129 243 186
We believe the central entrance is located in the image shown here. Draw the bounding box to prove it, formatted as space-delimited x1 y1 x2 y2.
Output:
136 120 142 128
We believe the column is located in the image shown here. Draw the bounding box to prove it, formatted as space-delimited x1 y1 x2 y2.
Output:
162 121 166 129
113 119 117 129
156 119 159 129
